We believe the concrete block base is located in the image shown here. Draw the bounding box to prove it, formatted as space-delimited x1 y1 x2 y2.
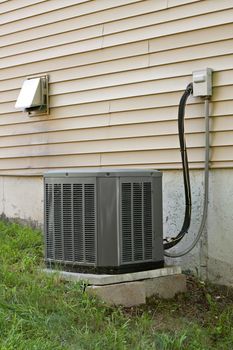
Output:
87 281 146 307
44 265 181 285
144 274 187 299
86 271 187 306
44 266 186 306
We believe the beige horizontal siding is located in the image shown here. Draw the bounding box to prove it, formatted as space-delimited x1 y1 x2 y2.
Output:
1 84 232 117
2 66 233 105
0 0 47 14
2 67 233 107
0 0 233 175
1 99 233 135
1 7 233 69
0 0 160 48
1 0 231 58
0 146 232 171
0 113 233 148
0 0 201 39
2 22 233 82
0 0 144 36
0 118 206 146
0 130 232 159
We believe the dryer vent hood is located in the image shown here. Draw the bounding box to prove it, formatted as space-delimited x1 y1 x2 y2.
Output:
15 75 49 115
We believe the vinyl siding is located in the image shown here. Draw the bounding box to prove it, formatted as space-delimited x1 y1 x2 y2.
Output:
0 0 233 175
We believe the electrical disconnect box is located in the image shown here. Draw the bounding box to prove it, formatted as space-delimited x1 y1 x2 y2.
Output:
44 169 164 273
192 68 212 97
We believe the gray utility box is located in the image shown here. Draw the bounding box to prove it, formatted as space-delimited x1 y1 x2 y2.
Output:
44 169 164 274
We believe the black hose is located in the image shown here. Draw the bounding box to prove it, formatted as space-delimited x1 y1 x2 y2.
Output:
164 82 193 250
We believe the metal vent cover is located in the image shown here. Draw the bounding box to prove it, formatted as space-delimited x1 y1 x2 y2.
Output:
45 181 96 265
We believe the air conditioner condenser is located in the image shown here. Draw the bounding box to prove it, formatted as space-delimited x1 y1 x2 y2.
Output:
44 169 164 273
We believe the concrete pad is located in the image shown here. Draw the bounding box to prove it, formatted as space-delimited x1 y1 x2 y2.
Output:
87 274 186 306
44 265 181 286
144 274 187 299
87 281 146 307
44 266 186 305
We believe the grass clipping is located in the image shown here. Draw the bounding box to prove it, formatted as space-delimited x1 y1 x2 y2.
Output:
0 221 233 349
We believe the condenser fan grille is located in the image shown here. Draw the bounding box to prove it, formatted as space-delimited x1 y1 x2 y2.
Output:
45 182 96 265
121 181 153 264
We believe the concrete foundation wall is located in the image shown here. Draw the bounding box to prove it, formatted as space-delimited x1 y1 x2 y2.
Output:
208 170 233 286
164 169 233 287
1 169 232 286
0 176 43 227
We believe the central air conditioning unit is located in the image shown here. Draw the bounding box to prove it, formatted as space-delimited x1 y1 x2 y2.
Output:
44 169 164 273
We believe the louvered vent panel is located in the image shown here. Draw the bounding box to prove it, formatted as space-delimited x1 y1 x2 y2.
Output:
45 183 54 260
63 184 73 262
73 184 84 262
144 182 153 260
54 184 62 260
84 184 96 263
122 183 132 263
45 181 96 265
121 181 153 264
133 183 143 261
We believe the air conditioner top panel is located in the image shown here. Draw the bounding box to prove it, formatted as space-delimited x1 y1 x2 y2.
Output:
44 168 162 178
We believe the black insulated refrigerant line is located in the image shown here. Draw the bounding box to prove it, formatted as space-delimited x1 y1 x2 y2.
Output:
163 82 193 251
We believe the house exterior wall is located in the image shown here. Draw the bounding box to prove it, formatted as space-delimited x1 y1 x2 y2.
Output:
0 0 233 285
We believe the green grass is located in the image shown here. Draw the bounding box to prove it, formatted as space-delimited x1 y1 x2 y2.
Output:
0 220 233 349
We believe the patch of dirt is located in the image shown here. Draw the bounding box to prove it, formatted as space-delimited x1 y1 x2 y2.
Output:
122 275 233 329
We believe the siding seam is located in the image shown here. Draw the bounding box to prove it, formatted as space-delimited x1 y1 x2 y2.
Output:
2 7 233 62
